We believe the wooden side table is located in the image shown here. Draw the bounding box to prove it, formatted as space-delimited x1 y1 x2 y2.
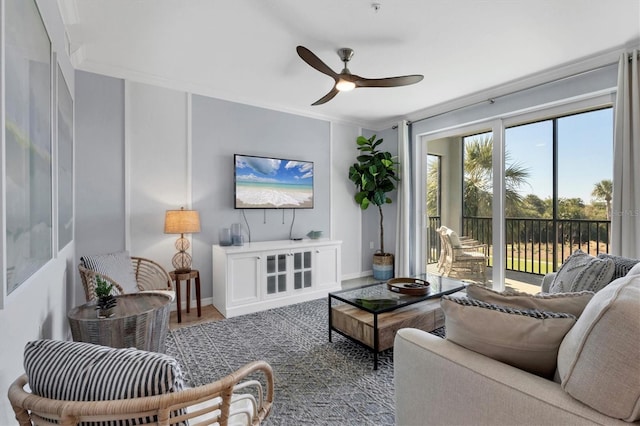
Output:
67 293 172 352
170 269 201 323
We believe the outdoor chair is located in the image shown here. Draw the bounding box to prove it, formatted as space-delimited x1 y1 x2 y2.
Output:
435 226 484 271
9 339 274 426
78 251 174 302
437 226 488 283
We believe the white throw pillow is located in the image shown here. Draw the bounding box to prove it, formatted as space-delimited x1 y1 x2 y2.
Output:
81 251 139 294
445 228 462 248
549 250 614 293
557 274 640 422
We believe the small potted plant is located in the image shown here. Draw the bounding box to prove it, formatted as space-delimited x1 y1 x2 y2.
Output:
95 275 117 318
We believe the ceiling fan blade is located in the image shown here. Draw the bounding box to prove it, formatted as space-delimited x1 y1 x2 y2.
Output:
311 87 339 105
296 46 338 79
355 74 424 88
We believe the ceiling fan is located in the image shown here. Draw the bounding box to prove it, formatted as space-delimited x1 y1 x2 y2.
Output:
296 45 424 105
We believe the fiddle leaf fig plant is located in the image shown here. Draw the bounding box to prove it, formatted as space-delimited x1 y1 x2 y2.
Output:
348 134 399 255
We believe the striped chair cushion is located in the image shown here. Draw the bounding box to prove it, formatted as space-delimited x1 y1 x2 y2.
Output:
81 251 139 294
24 339 185 425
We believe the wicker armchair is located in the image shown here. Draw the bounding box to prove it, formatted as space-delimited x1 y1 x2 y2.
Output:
437 226 487 283
79 256 174 302
8 360 274 426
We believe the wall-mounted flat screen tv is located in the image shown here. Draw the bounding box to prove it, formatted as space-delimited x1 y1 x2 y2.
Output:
234 154 314 209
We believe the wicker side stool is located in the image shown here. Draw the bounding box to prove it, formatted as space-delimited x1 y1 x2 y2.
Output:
68 292 171 352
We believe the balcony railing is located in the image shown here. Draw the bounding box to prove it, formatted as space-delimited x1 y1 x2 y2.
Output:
428 216 611 275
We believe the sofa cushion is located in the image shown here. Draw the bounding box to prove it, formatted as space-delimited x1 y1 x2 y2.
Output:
24 339 185 424
81 250 139 294
557 274 640 422
596 253 640 281
441 295 576 379
549 250 615 293
466 284 594 318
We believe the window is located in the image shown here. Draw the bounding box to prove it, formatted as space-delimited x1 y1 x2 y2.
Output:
504 107 613 274
4 0 52 294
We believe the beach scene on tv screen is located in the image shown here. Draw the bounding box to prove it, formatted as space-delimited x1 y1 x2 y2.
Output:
235 155 314 208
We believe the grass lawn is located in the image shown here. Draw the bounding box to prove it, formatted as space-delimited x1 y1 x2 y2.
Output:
487 256 555 275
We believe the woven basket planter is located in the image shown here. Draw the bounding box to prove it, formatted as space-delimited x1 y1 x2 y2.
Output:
372 253 394 280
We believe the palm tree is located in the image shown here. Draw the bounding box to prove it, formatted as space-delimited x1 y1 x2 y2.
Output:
426 156 440 217
463 135 530 217
591 179 613 220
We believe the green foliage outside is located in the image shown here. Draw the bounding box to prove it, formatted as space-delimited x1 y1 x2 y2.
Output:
427 135 613 272
427 136 612 220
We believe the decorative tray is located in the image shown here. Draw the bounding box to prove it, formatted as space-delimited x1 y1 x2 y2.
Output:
386 277 430 295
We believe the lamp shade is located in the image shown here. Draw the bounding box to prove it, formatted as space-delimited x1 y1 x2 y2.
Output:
164 208 201 234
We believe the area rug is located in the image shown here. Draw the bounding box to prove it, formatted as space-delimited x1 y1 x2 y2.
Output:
166 297 445 425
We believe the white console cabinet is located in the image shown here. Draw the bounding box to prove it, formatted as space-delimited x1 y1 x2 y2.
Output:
212 239 342 318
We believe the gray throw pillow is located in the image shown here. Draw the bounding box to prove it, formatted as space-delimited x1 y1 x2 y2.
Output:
549 250 615 293
596 253 639 281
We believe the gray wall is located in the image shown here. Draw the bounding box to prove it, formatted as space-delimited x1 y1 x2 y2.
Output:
360 127 398 272
191 95 332 294
330 123 363 279
72 74 371 303
75 72 126 302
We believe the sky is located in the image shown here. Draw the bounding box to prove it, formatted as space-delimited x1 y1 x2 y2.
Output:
235 155 314 185
495 107 613 204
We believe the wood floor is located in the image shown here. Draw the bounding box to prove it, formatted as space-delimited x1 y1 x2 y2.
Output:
169 304 225 330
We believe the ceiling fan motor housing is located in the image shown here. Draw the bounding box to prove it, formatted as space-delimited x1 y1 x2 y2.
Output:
338 48 354 63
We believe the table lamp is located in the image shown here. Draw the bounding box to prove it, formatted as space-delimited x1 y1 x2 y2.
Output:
164 207 201 273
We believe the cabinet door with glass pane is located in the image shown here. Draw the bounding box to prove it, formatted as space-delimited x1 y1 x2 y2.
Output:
292 249 313 290
265 252 288 296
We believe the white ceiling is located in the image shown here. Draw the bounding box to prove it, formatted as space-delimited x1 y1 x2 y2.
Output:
58 0 640 129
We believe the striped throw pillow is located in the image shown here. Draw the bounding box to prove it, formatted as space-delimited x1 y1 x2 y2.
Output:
466 283 594 318
24 339 185 425
81 251 139 294
596 253 640 281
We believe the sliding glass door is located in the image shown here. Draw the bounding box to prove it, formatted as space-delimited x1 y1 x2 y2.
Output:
420 102 613 292
505 108 613 276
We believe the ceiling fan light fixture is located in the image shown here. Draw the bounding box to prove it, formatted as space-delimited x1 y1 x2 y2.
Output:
336 79 356 91
296 45 423 105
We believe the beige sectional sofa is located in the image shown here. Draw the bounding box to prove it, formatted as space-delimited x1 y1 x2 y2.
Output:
394 254 640 426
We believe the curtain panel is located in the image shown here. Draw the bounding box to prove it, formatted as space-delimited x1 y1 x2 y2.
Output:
612 50 640 259
395 120 411 276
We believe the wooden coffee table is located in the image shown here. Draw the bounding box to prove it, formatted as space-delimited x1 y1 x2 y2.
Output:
329 274 466 369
